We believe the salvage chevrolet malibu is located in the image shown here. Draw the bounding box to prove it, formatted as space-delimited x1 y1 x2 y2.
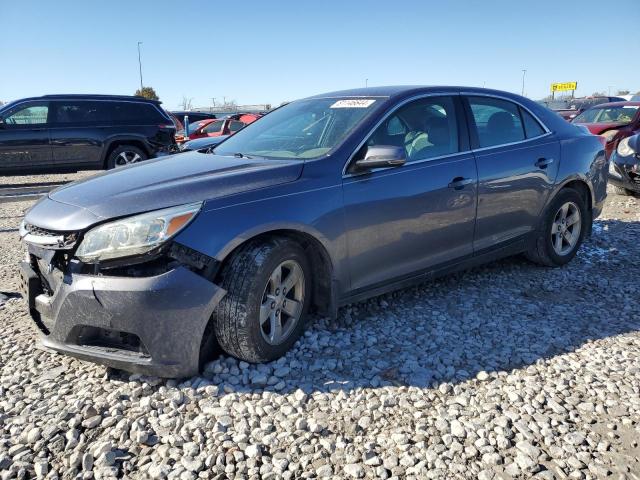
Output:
19 86 608 377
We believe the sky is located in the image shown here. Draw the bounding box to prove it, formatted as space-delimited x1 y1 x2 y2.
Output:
1 0 639 109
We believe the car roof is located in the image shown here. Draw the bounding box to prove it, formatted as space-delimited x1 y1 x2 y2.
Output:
304 85 527 101
13 94 162 104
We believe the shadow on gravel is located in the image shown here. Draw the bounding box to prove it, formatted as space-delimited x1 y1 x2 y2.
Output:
46 218 640 394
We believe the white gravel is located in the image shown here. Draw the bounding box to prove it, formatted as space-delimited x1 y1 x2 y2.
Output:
1 174 639 479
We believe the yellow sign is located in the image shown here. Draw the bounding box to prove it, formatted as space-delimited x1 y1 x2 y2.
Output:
551 82 578 92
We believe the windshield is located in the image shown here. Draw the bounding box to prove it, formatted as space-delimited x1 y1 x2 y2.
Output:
214 97 381 159
574 105 639 124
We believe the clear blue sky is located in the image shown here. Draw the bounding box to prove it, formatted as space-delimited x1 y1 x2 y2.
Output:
1 0 638 109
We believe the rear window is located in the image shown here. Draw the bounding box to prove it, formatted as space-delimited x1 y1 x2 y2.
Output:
520 108 546 138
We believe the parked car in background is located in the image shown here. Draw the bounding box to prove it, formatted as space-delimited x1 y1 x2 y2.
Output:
170 111 217 124
179 135 229 152
0 94 177 173
608 132 640 196
572 102 640 158
174 119 216 143
177 113 262 143
541 96 626 121
19 86 607 377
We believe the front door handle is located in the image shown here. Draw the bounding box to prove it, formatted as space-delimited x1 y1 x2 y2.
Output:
448 177 474 190
535 158 554 169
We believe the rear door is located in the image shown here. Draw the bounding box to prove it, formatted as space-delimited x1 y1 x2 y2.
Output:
0 101 52 172
463 95 560 251
49 100 109 168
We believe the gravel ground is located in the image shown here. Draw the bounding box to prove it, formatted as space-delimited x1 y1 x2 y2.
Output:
1 174 639 480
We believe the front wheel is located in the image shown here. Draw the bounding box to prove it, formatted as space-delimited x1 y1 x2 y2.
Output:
526 188 588 267
213 238 311 363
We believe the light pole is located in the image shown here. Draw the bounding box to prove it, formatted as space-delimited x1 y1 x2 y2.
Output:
521 69 527 97
137 42 144 91
365 78 368 88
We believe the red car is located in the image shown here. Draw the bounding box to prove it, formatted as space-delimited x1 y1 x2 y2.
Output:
177 113 261 143
572 102 640 158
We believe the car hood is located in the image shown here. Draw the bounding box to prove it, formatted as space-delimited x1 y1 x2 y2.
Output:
574 122 628 134
27 152 303 231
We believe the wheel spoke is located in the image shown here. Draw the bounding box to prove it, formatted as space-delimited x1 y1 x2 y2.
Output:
270 265 282 288
566 211 580 226
559 203 569 221
282 263 302 292
131 153 141 163
281 298 302 318
563 230 575 246
269 312 282 343
260 303 272 325
554 233 563 252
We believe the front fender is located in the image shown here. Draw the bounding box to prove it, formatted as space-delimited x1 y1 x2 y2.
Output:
173 180 349 288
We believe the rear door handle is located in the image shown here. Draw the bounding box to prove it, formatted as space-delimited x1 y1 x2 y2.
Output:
448 177 475 190
535 158 554 169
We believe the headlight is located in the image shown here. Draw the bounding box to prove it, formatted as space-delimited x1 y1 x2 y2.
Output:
617 136 635 157
601 129 619 142
75 202 202 263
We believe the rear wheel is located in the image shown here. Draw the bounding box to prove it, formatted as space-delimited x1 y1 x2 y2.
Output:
213 238 311 363
526 188 588 267
106 145 147 169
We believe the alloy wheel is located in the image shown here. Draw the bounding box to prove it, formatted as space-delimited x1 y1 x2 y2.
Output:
114 151 142 167
551 201 581 256
260 260 305 345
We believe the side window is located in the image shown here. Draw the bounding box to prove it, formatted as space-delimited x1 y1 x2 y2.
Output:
3 103 49 125
52 101 111 124
203 120 224 133
520 108 546 138
366 96 459 162
467 97 525 148
110 102 166 124
229 121 245 132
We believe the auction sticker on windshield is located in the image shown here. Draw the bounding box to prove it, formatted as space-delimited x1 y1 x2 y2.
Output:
330 99 376 108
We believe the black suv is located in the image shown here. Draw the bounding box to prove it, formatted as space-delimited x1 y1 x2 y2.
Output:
0 94 177 174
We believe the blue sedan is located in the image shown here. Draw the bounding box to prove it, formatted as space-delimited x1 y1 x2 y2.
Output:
20 86 607 377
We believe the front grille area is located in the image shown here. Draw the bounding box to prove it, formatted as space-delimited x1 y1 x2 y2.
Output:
22 222 79 249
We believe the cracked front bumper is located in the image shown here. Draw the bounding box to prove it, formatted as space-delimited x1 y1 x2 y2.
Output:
20 261 225 378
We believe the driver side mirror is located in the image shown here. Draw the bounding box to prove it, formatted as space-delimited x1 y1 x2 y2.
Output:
353 145 406 171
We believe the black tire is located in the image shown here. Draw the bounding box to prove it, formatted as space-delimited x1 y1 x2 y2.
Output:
198 318 220 370
612 185 634 196
526 188 588 267
213 237 311 363
106 145 147 169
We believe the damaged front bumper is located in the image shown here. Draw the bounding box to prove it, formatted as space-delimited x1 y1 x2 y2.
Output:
609 156 640 193
19 247 225 378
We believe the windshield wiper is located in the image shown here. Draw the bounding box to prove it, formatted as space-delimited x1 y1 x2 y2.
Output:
233 152 252 159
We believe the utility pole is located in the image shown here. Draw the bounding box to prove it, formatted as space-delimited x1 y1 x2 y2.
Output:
521 69 527 97
137 42 144 91
365 78 368 88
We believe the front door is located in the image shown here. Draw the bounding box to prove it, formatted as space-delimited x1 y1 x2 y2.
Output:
0 101 52 172
342 95 478 292
463 95 561 251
